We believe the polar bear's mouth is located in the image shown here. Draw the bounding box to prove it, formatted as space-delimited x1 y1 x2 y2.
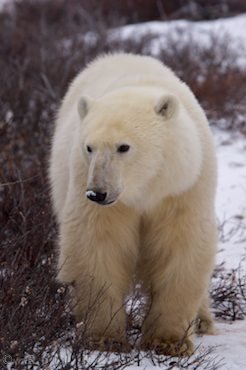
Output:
101 200 115 206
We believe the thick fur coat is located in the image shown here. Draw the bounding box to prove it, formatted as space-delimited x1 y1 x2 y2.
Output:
49 53 217 354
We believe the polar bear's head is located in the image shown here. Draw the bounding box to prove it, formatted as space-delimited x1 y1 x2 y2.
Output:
77 88 202 212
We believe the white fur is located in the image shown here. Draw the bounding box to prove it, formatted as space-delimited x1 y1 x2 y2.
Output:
49 53 217 353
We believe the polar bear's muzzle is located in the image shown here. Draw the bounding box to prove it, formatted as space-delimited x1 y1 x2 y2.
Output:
85 154 122 206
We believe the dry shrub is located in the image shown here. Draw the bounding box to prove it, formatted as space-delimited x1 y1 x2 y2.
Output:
211 265 246 321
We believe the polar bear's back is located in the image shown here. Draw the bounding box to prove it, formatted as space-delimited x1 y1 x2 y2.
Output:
58 53 208 134
58 54 166 121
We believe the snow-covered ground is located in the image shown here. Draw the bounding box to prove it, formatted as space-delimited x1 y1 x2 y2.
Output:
109 14 246 47
109 14 246 68
215 130 246 270
195 129 246 369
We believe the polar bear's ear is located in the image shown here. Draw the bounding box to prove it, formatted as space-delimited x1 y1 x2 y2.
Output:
154 94 178 120
78 96 92 119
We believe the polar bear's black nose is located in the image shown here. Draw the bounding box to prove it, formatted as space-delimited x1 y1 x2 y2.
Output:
86 190 107 204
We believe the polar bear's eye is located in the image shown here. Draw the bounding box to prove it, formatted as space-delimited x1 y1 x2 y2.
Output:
117 144 130 153
86 145 93 153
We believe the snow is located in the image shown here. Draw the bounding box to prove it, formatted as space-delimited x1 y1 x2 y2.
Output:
215 130 246 270
108 15 246 68
196 321 246 370
110 14 246 44
199 130 246 369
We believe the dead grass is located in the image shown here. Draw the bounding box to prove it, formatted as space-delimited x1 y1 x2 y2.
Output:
0 1 245 369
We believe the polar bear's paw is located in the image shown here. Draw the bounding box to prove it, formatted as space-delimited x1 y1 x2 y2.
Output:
196 316 216 335
141 337 194 356
88 336 132 353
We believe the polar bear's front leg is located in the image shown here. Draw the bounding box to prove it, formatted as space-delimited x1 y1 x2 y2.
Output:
141 278 199 355
71 275 129 349
140 216 216 355
57 199 139 348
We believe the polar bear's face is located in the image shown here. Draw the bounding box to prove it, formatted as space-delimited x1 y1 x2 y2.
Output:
77 90 202 211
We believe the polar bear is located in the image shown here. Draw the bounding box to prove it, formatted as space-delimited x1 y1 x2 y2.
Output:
49 53 217 355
